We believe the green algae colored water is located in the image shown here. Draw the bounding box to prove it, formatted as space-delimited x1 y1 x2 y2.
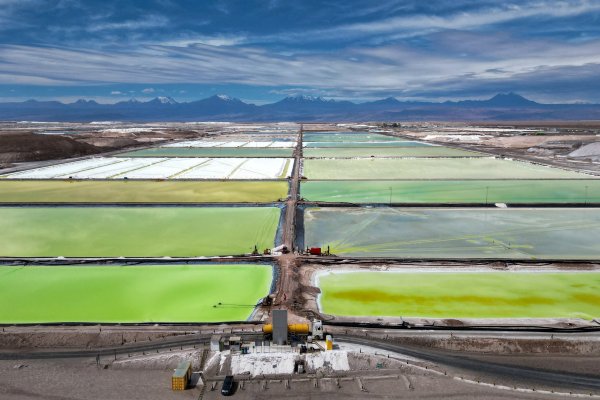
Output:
318 271 600 319
303 158 596 180
304 207 600 259
303 147 481 158
301 180 600 204
0 264 272 323
0 206 280 257
0 180 288 203
120 147 293 158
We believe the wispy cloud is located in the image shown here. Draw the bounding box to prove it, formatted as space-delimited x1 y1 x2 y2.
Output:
87 15 169 32
160 34 246 47
1 0 600 102
2 28 600 101
250 0 600 45
0 0 42 30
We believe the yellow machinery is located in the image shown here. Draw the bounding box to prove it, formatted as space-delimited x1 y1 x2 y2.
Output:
263 319 324 339
326 335 333 350
171 360 192 391
263 323 309 335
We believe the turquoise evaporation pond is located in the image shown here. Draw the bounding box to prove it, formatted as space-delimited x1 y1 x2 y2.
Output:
303 141 431 148
303 207 600 259
303 132 410 142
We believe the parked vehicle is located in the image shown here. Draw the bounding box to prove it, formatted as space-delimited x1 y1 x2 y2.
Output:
221 375 235 396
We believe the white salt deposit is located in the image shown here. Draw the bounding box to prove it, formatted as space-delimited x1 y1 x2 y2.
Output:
163 140 295 148
446 127 536 133
267 142 296 148
424 134 492 141
163 140 224 148
220 141 249 148
219 351 230 375
231 352 296 376
5 157 120 179
569 142 600 158
175 158 242 179
305 351 350 372
100 128 156 133
69 158 164 179
112 350 201 369
204 351 221 372
229 350 349 376
229 158 291 179
123 158 207 179
4 156 292 180
241 141 274 148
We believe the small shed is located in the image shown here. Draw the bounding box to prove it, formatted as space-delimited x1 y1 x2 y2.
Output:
171 360 192 391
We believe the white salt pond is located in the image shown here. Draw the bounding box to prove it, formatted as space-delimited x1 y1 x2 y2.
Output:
163 140 296 148
3 157 293 180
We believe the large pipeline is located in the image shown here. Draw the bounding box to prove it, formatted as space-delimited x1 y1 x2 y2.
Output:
263 323 310 334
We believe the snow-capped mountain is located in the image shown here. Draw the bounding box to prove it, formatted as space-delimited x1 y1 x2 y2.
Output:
263 95 356 114
216 94 235 101
1 93 599 121
148 96 178 105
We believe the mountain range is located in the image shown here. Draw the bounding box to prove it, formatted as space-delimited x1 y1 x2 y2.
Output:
1 93 599 122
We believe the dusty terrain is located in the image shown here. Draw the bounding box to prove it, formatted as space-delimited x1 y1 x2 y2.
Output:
0 132 101 166
0 122 220 171
0 121 305 173
2 121 600 398
391 122 600 174
2 338 598 400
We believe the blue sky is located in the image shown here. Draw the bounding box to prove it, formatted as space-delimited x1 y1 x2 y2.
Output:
1 0 600 104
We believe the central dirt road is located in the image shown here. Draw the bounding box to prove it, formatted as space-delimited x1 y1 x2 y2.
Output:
273 125 304 311
281 125 302 249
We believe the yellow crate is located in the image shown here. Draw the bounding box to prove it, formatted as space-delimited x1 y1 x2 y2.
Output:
172 377 186 391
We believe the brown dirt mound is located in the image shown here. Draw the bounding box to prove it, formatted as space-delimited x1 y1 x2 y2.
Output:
0 132 101 163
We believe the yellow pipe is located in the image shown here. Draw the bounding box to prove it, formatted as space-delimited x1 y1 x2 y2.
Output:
262 323 310 334
288 323 310 334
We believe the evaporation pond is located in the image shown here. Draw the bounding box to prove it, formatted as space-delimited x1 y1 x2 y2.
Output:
303 146 481 158
303 132 408 142
304 207 600 259
120 147 293 158
303 158 595 179
303 141 429 148
0 206 280 257
301 180 600 204
0 180 289 203
318 271 600 319
0 264 272 323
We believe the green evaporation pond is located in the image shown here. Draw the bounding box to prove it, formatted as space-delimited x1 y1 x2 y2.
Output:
318 271 600 319
304 207 600 259
0 264 272 323
303 147 479 157
0 180 289 203
0 206 280 257
301 180 600 204
303 132 407 142
303 158 596 180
